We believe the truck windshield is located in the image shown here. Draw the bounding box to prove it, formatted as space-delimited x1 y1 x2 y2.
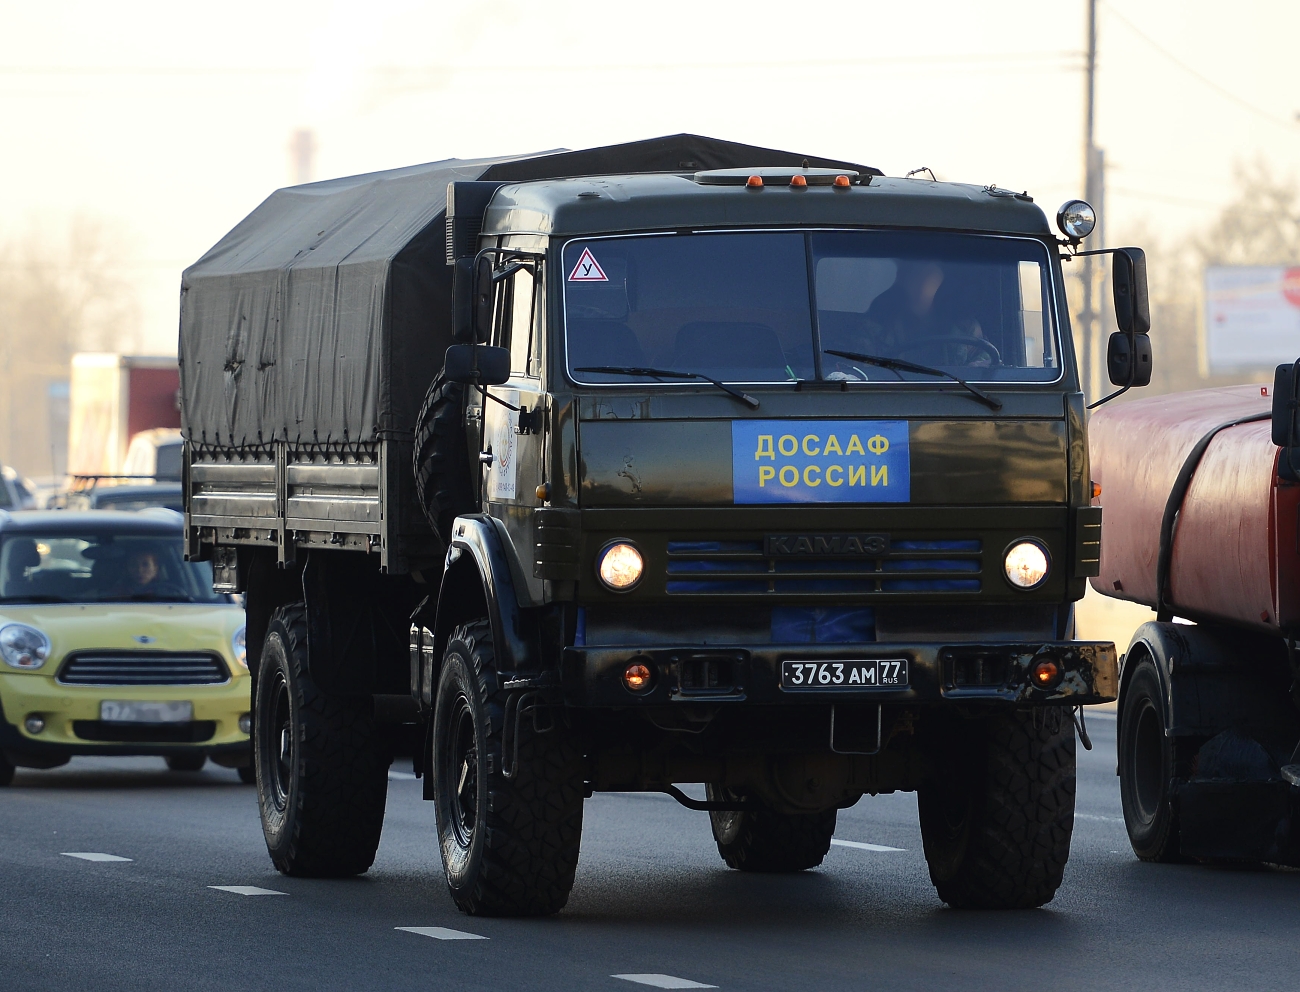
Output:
563 231 1058 385
0 532 227 604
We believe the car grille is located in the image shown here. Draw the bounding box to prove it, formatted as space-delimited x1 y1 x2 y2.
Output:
665 538 982 595
58 652 229 686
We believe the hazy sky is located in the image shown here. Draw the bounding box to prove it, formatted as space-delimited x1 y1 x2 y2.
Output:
1 0 1297 353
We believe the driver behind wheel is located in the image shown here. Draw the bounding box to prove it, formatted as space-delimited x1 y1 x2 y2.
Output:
863 261 989 364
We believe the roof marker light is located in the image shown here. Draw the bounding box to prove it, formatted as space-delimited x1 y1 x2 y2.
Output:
789 174 807 187
746 175 763 188
833 175 851 188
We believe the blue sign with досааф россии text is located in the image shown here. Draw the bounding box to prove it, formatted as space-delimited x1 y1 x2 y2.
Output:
731 420 910 504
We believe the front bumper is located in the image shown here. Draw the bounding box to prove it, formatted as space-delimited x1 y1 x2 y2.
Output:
0 672 250 764
562 640 1117 708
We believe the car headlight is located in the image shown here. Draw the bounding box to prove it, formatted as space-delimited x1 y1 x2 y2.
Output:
0 623 52 669
1004 540 1050 590
597 541 644 591
232 625 248 669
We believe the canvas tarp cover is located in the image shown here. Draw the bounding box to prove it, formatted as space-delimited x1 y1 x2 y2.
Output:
178 134 873 448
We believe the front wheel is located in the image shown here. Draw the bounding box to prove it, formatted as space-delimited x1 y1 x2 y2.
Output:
254 604 389 877
1118 653 1181 861
433 620 585 916
707 786 836 872
918 708 1075 909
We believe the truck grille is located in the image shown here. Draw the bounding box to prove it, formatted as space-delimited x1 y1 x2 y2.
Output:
665 539 982 595
58 652 229 686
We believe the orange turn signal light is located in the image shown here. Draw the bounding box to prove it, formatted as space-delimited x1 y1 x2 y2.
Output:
623 662 653 692
789 174 807 187
1090 481 1102 499
746 175 764 188
1030 658 1061 688
833 175 851 188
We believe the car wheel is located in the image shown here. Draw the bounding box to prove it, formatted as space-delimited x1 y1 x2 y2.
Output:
0 750 14 787
165 753 207 772
918 708 1075 909
254 603 388 877
433 620 585 916
1119 653 1181 861
707 786 836 872
237 764 256 784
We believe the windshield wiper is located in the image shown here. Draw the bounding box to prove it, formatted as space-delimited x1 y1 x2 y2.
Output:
0 594 70 604
823 349 1003 411
574 366 760 409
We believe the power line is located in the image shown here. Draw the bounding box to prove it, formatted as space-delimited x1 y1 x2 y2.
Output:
1102 2 1299 134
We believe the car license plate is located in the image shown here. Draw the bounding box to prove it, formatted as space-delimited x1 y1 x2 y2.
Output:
100 700 194 723
780 659 908 690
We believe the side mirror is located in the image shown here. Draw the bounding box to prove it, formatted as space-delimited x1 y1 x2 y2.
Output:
444 344 510 386
472 256 496 344
1112 248 1151 335
1106 332 1152 387
1274 362 1300 481
451 258 475 343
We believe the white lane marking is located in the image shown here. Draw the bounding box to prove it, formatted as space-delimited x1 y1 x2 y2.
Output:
831 838 905 852
396 926 488 940
62 852 132 862
208 885 288 896
1075 812 1124 823
388 770 418 781
613 976 717 989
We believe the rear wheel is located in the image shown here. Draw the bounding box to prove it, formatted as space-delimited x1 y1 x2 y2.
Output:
707 786 836 872
918 708 1075 909
165 753 206 773
254 604 389 877
1119 654 1181 861
432 620 585 916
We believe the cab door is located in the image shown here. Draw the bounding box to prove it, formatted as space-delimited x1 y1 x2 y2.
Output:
481 261 547 603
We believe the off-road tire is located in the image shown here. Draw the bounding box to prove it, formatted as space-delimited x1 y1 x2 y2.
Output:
707 786 836 871
165 753 207 772
254 604 388 877
433 620 585 916
918 707 1075 909
413 373 475 544
1118 655 1181 862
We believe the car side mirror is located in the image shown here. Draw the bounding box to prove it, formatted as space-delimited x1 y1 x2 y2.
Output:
1274 362 1300 481
472 256 496 344
444 344 510 386
1106 331 1152 387
1112 248 1151 335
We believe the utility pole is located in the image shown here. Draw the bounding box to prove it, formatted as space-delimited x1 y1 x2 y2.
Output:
1080 0 1100 404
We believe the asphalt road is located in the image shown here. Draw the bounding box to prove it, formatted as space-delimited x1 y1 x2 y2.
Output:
4 712 1300 992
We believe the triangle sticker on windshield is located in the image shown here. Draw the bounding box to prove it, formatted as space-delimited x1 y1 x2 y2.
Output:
568 247 608 282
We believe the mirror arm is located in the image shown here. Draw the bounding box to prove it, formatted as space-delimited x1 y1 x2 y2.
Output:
1086 383 1131 411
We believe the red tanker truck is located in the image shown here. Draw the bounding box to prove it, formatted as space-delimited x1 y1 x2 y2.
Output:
1090 370 1300 865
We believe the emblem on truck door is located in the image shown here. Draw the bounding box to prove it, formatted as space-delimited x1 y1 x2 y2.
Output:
731 420 911 504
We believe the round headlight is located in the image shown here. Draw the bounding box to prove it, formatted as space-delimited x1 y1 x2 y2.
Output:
232 625 248 669
1004 541 1050 590
0 623 52 669
1056 199 1096 240
597 542 644 591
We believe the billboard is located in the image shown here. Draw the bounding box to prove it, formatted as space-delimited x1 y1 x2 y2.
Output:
1205 265 1300 372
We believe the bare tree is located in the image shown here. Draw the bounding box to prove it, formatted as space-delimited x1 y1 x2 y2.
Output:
0 215 141 478
1198 159 1300 268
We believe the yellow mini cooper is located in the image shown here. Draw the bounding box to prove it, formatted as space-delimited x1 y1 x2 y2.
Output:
0 509 249 784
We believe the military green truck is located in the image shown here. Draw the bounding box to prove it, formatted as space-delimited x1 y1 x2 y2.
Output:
179 134 1147 915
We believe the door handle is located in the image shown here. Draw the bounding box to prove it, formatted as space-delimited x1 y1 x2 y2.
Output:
478 452 494 466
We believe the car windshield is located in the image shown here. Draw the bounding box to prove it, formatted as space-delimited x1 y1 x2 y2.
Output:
563 231 1058 385
0 532 227 604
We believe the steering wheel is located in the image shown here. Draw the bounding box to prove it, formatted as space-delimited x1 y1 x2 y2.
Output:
899 335 1001 367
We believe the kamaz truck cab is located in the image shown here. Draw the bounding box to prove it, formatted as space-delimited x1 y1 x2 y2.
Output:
180 137 1147 917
